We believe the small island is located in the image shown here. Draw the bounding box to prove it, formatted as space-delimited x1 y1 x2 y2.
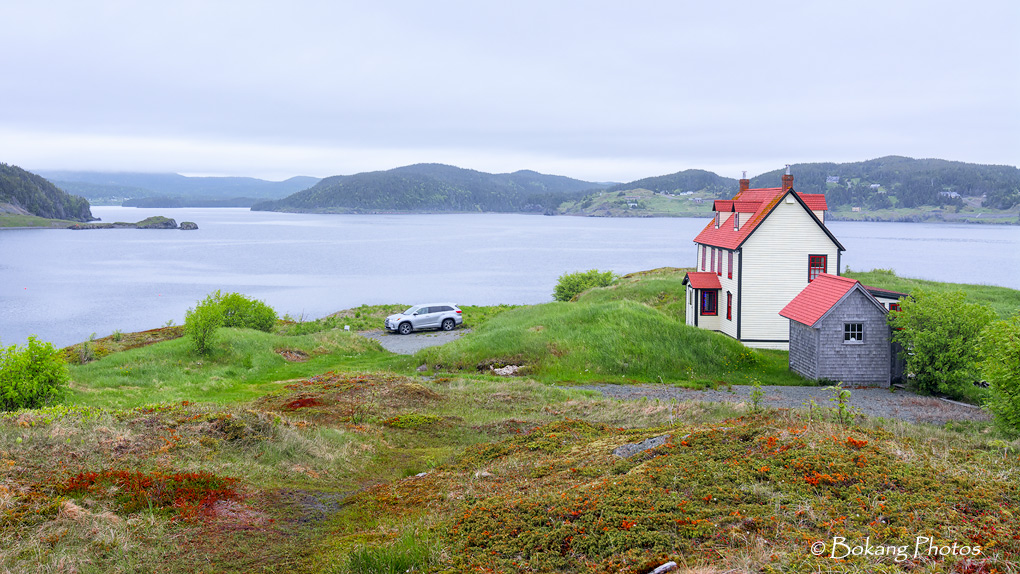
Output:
67 216 198 230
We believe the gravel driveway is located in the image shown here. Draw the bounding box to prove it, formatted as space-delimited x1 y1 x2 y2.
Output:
360 329 468 355
576 383 990 426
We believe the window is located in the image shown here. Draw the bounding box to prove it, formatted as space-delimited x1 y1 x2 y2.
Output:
715 212 720 228
727 251 733 279
726 292 732 320
889 302 901 312
701 246 706 271
733 212 739 230
808 255 827 282
700 290 718 316
710 248 715 273
843 323 864 343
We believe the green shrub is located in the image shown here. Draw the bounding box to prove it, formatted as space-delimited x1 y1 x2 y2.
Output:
889 289 996 397
215 291 277 332
185 291 278 354
980 314 1020 436
0 336 69 411
553 269 617 302
185 293 224 354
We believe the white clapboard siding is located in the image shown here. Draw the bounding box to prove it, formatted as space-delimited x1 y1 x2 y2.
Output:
739 200 840 349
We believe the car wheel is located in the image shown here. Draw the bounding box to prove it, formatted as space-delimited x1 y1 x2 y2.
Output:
441 318 455 331
398 322 413 335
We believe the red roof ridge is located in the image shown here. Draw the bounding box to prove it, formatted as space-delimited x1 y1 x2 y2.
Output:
693 185 843 251
779 274 870 327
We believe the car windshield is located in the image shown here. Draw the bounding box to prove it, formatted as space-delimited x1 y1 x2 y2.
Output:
402 306 419 315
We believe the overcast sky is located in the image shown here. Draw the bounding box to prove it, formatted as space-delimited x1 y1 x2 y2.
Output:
1 0 1017 182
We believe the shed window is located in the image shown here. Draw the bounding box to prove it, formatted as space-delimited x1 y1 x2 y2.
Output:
843 323 864 343
808 255 827 282
889 302 901 311
700 291 718 316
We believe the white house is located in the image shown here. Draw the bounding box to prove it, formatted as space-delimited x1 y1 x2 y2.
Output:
683 168 845 350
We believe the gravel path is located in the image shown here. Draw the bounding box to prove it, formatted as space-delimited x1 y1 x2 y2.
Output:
358 330 987 426
360 328 469 355
576 383 990 425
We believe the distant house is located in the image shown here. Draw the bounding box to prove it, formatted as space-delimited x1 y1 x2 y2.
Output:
779 274 906 386
683 168 845 350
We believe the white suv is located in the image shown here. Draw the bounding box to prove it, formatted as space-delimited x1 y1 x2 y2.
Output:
385 303 463 335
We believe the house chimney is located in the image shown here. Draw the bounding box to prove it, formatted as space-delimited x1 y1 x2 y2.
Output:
782 164 794 192
739 170 749 193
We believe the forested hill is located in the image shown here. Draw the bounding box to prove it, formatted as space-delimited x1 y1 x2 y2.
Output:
749 156 1020 210
606 169 737 195
0 163 93 221
251 164 607 213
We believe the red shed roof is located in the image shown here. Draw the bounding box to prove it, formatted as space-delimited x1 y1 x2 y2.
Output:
693 186 842 251
682 272 722 290
779 274 877 327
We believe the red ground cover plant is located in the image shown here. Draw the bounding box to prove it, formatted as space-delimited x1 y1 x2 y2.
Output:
61 469 240 519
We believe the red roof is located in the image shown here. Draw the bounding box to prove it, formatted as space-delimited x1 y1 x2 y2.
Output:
801 194 828 211
683 272 722 290
693 185 840 250
779 274 862 326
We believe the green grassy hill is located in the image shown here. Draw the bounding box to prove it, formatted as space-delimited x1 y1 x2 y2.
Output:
420 268 801 387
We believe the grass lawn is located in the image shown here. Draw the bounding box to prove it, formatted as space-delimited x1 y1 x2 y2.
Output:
67 328 402 408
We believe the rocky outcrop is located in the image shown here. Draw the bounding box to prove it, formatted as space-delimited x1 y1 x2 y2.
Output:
67 216 198 230
134 216 178 229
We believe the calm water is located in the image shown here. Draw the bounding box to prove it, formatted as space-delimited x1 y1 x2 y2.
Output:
1 207 1018 348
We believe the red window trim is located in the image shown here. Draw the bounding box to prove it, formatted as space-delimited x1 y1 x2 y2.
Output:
700 290 718 316
710 248 715 273
808 254 827 282
727 251 733 279
726 292 732 320
716 248 722 276
701 246 706 271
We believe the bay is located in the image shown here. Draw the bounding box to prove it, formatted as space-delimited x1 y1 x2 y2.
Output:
1 207 1017 348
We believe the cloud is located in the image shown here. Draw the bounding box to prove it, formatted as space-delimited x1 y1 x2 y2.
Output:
1 1 1016 181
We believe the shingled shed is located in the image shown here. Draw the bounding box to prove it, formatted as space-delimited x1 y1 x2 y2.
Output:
779 274 895 386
